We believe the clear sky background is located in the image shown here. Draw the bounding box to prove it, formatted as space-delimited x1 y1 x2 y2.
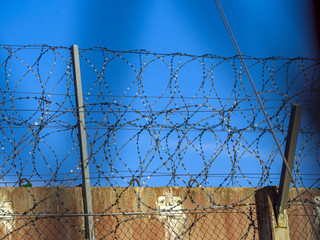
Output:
0 0 318 57
0 1 319 187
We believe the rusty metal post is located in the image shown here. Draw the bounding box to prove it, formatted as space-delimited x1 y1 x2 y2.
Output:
71 45 95 240
255 186 291 240
255 186 278 239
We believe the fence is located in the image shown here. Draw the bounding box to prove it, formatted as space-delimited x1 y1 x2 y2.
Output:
0 44 319 239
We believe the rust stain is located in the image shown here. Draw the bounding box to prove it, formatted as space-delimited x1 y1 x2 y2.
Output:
0 187 318 239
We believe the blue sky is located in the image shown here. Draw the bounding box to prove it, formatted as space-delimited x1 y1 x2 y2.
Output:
0 1 319 187
0 0 318 57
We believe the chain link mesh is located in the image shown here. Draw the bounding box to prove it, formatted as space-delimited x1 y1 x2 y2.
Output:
0 44 319 239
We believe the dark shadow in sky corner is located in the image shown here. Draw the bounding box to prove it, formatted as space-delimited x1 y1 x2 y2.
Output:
303 1 320 131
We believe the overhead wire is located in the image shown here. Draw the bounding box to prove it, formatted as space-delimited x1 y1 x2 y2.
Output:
213 0 320 238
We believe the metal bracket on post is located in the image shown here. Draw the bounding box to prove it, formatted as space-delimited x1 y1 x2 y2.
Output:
72 45 95 240
276 104 302 227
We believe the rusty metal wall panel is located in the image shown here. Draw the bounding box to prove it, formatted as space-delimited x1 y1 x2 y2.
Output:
0 187 318 240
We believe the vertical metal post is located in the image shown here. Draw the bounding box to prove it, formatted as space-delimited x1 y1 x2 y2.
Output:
71 45 95 240
277 104 302 225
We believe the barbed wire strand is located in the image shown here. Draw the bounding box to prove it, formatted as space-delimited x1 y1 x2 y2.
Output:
0 43 319 239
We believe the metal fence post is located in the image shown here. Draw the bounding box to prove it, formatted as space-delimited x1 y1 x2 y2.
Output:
71 45 95 240
255 105 302 240
277 104 302 226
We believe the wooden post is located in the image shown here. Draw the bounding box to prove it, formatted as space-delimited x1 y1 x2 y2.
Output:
255 187 290 240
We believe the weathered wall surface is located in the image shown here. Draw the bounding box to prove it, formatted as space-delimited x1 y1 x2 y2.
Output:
0 187 318 239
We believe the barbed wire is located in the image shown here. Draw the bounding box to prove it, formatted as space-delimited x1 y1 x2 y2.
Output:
1 44 320 186
0 44 320 239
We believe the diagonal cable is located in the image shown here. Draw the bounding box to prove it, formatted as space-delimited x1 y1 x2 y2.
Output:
213 0 319 238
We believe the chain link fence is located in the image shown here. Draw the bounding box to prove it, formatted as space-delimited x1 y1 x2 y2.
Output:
0 45 319 239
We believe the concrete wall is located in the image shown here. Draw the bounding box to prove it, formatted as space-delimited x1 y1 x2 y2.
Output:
0 187 318 239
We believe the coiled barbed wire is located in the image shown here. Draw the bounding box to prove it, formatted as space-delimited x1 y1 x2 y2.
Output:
0 44 320 189
0 44 320 240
